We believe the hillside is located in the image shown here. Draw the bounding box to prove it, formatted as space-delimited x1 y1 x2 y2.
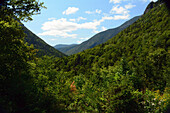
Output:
23 26 66 57
63 16 140 55
55 0 170 94
55 1 169 75
1 0 169 113
52 1 170 112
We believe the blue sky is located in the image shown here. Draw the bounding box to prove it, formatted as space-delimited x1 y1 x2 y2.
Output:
23 0 157 46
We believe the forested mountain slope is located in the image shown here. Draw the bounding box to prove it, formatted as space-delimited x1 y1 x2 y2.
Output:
56 0 169 73
52 2 170 112
64 16 140 55
55 1 169 90
23 25 66 57
0 0 169 112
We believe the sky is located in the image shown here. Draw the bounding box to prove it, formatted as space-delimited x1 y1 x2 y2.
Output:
23 0 157 46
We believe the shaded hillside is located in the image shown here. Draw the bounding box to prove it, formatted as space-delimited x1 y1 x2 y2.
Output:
22 26 66 57
64 16 140 55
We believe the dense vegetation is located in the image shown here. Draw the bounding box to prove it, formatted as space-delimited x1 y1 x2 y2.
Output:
60 16 140 55
53 1 170 112
0 0 169 113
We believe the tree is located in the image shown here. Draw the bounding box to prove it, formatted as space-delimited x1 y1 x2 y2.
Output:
0 0 45 112
0 0 46 21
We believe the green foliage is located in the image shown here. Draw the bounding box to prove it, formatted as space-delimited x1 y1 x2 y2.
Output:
0 15 36 112
0 0 46 21
0 1 169 113
53 2 170 112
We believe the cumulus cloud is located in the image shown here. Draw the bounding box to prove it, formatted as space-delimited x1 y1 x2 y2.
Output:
49 38 58 41
109 0 121 4
39 4 132 39
85 9 102 14
125 3 136 9
69 17 87 22
63 7 79 15
38 14 129 39
48 18 56 20
69 19 76 22
77 17 87 22
109 3 134 20
110 5 129 15
38 18 100 38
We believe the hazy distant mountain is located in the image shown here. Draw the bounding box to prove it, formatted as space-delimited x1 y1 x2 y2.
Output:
22 26 66 57
54 44 78 53
63 16 140 55
54 44 78 49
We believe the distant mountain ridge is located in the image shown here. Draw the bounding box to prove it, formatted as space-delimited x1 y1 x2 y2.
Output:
22 25 66 57
54 44 78 49
60 16 140 55
54 44 78 54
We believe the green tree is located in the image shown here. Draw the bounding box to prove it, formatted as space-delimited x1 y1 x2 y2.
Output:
0 0 46 21
0 0 45 112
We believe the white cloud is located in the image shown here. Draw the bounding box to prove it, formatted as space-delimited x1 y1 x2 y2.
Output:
48 18 56 20
38 18 100 38
113 14 130 20
85 9 102 14
110 5 129 15
77 17 87 22
69 19 76 22
69 17 87 22
108 4 131 20
125 3 136 9
109 0 121 4
38 14 129 38
63 7 79 15
85 11 93 14
50 38 57 41
96 9 102 14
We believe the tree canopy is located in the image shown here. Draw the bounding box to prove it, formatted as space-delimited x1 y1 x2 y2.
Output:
0 0 46 21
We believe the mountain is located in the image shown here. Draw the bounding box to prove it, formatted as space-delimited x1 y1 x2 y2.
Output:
63 16 140 55
54 44 78 49
55 0 169 85
22 26 66 57
54 44 78 53
1 0 169 113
